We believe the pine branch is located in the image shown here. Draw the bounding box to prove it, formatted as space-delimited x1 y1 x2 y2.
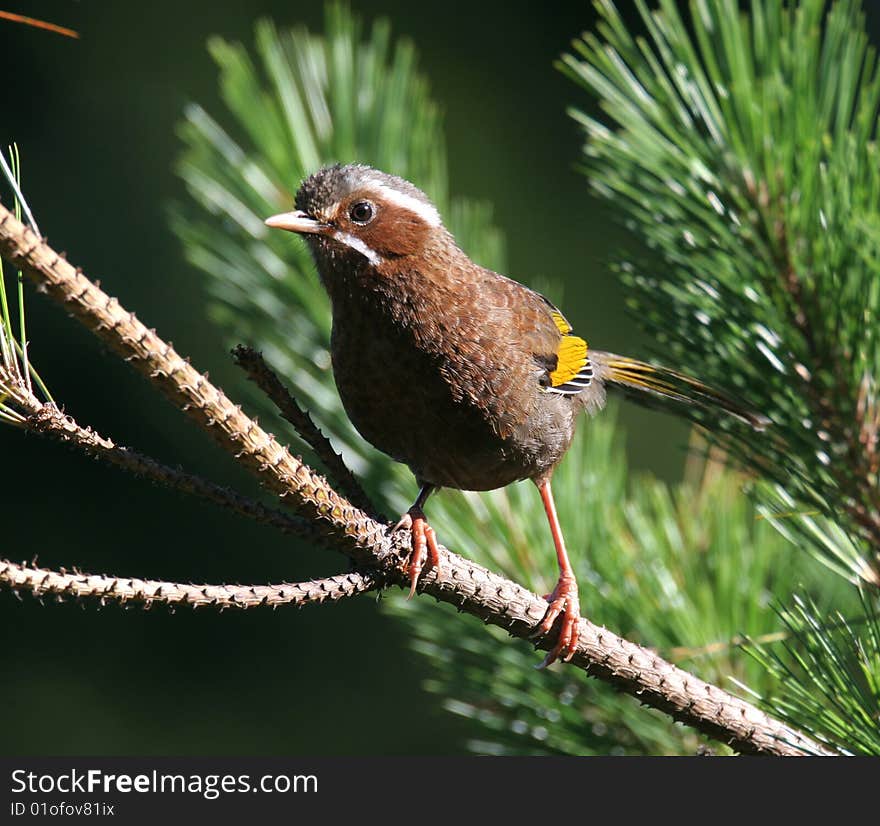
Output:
0 558 380 610
0 203 834 756
232 344 379 518
0 207 383 555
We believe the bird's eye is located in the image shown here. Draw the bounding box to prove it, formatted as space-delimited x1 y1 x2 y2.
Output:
349 201 375 225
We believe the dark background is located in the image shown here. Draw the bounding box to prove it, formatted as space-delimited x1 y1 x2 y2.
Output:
3 1 873 755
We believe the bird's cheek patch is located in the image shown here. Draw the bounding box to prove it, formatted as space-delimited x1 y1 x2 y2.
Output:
365 211 431 258
330 230 383 266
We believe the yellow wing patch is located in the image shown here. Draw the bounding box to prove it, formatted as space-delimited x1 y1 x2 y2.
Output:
540 301 593 395
550 334 589 388
550 310 573 335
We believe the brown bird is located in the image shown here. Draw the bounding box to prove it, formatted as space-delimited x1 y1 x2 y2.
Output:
266 164 766 666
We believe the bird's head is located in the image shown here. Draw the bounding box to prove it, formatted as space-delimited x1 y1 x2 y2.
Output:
265 164 449 279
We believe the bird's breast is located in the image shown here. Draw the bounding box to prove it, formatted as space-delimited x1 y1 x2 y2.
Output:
328 293 577 490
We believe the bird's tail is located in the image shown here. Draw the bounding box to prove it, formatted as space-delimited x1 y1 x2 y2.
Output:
590 352 769 431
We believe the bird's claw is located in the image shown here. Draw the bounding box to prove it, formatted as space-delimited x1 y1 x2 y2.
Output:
394 507 440 598
531 575 581 668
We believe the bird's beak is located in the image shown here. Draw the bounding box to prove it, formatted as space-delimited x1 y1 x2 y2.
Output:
264 210 327 234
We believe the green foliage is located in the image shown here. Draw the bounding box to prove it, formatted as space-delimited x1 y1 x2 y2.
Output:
391 415 842 754
172 0 876 754
561 0 880 584
744 592 880 755
562 0 880 750
0 145 53 425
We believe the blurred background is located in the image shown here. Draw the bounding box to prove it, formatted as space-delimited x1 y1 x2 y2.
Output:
3 0 875 755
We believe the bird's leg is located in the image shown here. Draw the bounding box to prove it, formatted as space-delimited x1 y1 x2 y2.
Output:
393 483 440 598
532 478 582 668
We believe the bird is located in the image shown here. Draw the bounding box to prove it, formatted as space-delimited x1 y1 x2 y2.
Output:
265 163 767 667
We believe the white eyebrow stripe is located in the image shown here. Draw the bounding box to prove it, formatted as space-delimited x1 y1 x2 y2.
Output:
369 183 442 227
332 230 382 266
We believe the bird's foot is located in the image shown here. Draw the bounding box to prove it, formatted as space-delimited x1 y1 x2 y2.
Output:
393 507 440 599
531 574 581 668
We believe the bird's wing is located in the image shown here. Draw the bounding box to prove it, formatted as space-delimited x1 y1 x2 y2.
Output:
539 303 594 395
475 271 594 396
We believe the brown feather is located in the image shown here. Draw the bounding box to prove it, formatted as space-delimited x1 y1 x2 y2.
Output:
286 163 765 494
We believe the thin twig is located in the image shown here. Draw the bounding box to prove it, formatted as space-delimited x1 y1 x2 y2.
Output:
25 399 324 543
232 344 379 518
0 11 79 40
0 204 835 756
0 558 381 609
